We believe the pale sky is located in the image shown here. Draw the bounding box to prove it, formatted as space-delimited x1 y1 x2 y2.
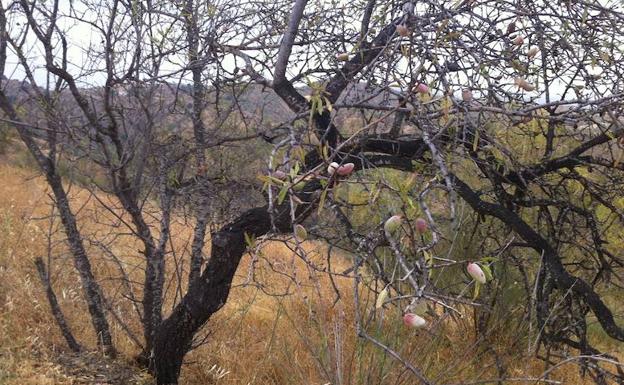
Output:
2 0 622 105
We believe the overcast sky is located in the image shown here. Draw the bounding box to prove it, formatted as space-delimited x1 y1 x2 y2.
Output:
2 0 621 105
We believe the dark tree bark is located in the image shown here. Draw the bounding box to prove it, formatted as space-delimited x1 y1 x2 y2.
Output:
184 0 210 289
34 257 82 353
46 170 117 355
152 204 294 383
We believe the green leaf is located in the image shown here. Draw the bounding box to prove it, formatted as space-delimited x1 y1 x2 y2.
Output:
277 185 289 204
320 144 329 161
370 184 381 204
244 232 256 248
473 282 481 300
267 176 286 185
375 287 389 309
318 188 328 215
423 250 433 278
472 128 480 152
292 179 307 191
481 263 494 281
323 96 333 112
294 224 307 241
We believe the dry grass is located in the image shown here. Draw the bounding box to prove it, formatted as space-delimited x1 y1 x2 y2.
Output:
0 160 620 385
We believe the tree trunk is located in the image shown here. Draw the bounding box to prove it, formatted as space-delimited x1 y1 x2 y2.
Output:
34 257 82 352
46 170 116 356
188 204 208 288
152 203 295 384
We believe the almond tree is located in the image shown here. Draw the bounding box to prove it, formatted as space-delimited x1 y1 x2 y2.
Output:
1 0 624 384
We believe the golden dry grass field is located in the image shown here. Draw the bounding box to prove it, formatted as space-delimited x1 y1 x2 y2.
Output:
0 158 620 385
